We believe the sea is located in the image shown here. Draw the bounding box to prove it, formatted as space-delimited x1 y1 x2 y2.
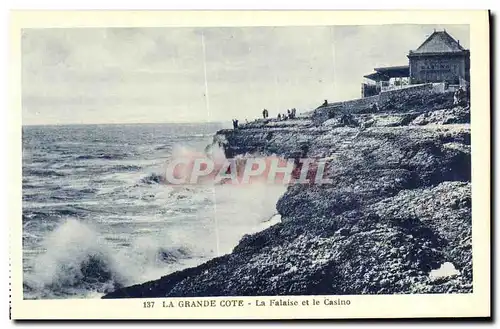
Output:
22 123 284 299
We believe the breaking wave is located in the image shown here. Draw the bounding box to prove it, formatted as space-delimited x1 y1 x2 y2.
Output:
24 220 126 298
23 219 206 299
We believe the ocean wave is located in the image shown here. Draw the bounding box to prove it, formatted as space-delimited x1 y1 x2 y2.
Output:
155 145 171 151
22 207 88 223
140 172 165 184
109 164 142 171
75 154 130 161
23 211 56 223
24 187 89 203
23 219 198 299
22 193 46 202
37 187 98 202
24 168 68 177
23 220 128 299
171 133 211 140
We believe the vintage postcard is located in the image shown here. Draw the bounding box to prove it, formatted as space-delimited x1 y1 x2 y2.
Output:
9 10 490 319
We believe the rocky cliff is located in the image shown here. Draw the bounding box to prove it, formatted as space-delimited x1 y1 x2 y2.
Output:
103 90 471 298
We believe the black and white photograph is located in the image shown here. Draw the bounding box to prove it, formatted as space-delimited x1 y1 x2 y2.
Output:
10 10 491 320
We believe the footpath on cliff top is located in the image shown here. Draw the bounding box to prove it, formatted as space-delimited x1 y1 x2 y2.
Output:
104 89 471 298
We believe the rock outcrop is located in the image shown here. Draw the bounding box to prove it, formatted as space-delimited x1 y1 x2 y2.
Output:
103 90 471 298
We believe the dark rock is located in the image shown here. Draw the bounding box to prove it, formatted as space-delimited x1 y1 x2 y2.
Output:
337 228 350 236
411 106 470 126
103 94 471 298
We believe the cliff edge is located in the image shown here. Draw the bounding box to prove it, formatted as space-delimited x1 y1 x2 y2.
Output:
104 88 471 298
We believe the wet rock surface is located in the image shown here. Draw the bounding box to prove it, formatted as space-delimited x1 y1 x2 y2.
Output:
104 91 472 298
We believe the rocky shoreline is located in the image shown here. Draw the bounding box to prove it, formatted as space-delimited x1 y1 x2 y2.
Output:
103 89 471 298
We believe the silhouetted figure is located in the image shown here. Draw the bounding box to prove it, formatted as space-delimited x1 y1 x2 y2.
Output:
453 89 460 105
287 109 291 117
277 113 282 120
262 109 268 119
454 86 468 107
232 119 239 129
291 108 296 119
322 99 328 107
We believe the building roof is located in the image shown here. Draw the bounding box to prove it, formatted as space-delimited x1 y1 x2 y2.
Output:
410 30 466 54
364 65 409 81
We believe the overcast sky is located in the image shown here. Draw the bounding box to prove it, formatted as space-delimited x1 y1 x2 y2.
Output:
22 24 469 125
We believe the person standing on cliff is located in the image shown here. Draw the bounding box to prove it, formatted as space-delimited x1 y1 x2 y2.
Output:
454 87 467 107
453 88 460 105
459 86 468 106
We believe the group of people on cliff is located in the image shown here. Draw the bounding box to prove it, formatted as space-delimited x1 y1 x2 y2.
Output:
261 108 298 120
232 107 301 130
263 108 297 121
277 108 297 121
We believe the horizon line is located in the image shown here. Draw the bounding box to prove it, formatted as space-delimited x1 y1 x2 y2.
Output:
22 120 230 127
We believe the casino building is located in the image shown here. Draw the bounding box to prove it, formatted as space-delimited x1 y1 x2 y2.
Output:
362 30 470 97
